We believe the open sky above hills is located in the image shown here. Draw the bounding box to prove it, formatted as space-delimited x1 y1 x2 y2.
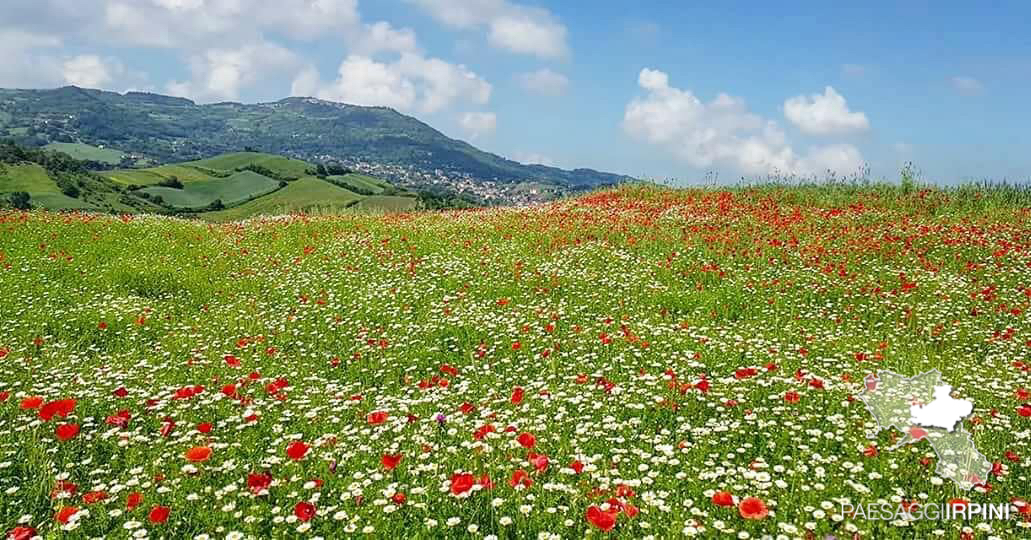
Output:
2 1 1029 184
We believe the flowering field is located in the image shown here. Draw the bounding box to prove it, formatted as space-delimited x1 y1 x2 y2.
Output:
1 185 1030 539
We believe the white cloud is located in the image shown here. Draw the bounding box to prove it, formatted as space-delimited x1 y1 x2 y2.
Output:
459 111 497 139
0 29 63 88
167 42 302 102
783 86 869 135
517 68 569 96
299 53 491 114
623 68 865 178
950 76 983 95
353 21 419 55
407 0 569 59
63 55 123 88
512 152 555 166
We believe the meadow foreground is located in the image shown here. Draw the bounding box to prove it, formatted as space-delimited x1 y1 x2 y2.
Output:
1 185 1030 539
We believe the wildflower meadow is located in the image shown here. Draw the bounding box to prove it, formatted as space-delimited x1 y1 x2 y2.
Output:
1 185 1029 539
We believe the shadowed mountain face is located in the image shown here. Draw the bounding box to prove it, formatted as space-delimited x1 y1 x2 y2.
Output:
0 86 631 188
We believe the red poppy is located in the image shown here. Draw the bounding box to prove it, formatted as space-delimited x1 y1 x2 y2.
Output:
294 501 316 522
511 341 521 351
450 473 476 496
286 440 310 461
784 391 800 404
528 453 549 472
148 505 170 524
224 355 241 368
248 472 273 494
367 411 389 425
510 469 533 488
809 378 825 389
585 505 618 532
734 368 757 379
863 445 878 457
55 507 78 524
908 427 929 440
19 396 43 410
381 453 403 470
55 423 79 441
712 491 735 507
738 497 769 520
391 492 407 505
126 492 143 511
39 399 77 421
510 387 525 404
184 446 212 462
221 384 237 398
82 491 109 504
440 364 458 376
1018 404 1031 418
106 410 131 428
97 321 108 330
459 402 475 414
473 424 495 440
197 422 213 434
623 504 640 518
516 432 536 448
6 526 36 540
159 419 175 437
1005 451 1020 463
570 460 584 474
0 391 8 402
112 387 128 398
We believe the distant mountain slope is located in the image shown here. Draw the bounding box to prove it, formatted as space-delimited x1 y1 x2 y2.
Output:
0 86 632 188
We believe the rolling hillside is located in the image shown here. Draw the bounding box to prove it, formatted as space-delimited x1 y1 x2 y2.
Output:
0 86 632 189
1 144 424 219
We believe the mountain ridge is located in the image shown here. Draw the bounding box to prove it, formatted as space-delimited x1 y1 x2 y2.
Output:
0 86 632 190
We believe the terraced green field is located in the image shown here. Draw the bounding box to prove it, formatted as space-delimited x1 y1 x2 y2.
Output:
139 171 280 209
328 173 393 194
188 152 311 179
202 176 363 221
43 143 125 165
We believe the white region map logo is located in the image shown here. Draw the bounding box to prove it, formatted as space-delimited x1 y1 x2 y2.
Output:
858 369 990 490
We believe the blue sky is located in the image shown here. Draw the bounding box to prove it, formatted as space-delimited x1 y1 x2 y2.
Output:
2 1 1029 184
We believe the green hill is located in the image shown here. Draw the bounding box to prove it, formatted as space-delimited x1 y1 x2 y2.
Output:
202 176 363 221
2 142 432 218
0 86 632 189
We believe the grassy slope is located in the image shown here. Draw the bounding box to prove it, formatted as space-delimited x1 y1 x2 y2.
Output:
201 177 363 221
0 163 99 210
139 170 280 209
328 173 392 194
188 152 311 178
43 142 124 165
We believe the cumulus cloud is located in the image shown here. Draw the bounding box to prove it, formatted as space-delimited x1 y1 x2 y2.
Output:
407 0 569 59
623 68 865 178
783 86 869 135
167 42 302 102
459 111 497 139
512 152 555 166
950 76 983 95
62 55 124 88
517 68 569 96
0 28 64 88
296 53 491 114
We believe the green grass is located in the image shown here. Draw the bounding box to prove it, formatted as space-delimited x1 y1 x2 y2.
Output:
43 143 125 165
355 194 419 213
187 152 311 179
0 163 59 193
201 176 362 220
139 170 280 209
327 173 393 194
